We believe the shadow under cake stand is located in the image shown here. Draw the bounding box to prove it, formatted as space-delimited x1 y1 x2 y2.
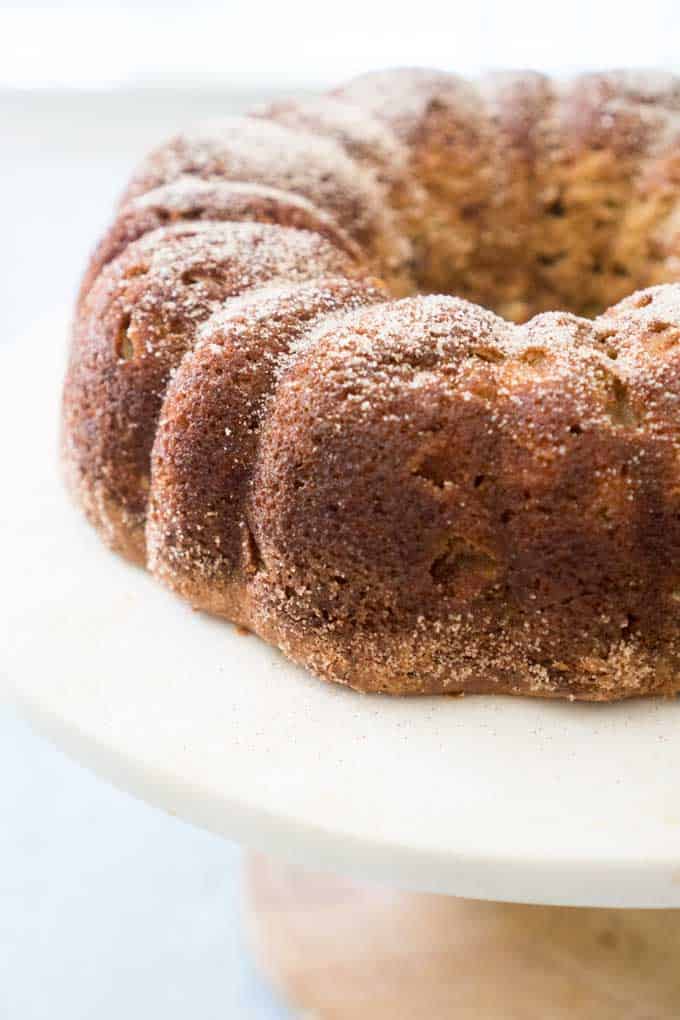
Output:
5 328 680 1017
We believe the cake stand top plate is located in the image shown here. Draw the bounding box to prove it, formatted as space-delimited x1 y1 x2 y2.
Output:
4 320 680 909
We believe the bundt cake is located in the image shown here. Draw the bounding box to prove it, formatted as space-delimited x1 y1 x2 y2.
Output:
62 68 680 701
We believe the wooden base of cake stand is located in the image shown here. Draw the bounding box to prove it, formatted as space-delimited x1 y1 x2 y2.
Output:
244 855 680 1019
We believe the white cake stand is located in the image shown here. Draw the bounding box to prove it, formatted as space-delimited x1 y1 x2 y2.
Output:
5 324 680 1016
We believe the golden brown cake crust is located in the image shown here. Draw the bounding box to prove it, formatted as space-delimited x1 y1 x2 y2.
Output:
78 178 363 306
62 68 680 700
244 292 680 700
63 221 362 561
121 115 413 294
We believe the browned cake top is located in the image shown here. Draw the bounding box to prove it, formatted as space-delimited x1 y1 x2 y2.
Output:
78 177 362 305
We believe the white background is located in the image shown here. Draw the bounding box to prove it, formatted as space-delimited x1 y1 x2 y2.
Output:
3 2 680 1016
4 2 680 88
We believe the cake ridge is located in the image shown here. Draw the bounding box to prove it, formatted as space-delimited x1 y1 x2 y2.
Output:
146 275 388 620
63 220 362 562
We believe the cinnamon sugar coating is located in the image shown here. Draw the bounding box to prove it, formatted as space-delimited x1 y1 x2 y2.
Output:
63 221 361 561
78 177 362 305
62 69 680 700
122 115 413 294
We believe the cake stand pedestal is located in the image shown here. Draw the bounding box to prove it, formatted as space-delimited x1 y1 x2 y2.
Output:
243 856 680 1018
5 327 680 1018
